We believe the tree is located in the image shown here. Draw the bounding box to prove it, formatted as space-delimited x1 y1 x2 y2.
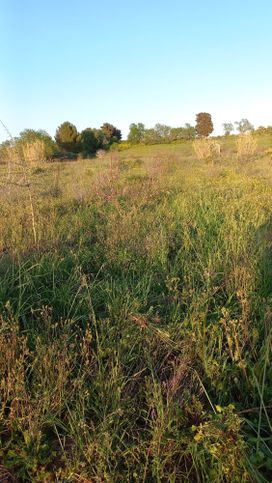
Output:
80 128 97 155
153 124 171 143
127 123 146 144
195 112 214 137
222 123 234 136
100 123 122 145
91 128 107 149
255 125 267 135
169 124 196 142
55 122 81 153
235 119 254 134
183 123 197 140
169 127 183 142
142 128 156 145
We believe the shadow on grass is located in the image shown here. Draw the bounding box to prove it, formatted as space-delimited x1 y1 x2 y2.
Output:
256 217 272 298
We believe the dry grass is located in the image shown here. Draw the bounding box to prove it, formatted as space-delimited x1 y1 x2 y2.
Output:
193 138 221 162
236 133 257 159
22 140 46 166
0 139 272 481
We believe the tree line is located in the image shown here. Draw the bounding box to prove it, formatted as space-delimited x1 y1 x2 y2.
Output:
0 113 271 161
0 122 122 161
55 122 121 156
127 114 272 144
127 114 212 144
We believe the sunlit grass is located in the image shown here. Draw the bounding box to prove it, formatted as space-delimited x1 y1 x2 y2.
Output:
0 139 272 481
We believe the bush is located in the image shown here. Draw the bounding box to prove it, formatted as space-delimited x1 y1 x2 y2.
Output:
117 141 132 151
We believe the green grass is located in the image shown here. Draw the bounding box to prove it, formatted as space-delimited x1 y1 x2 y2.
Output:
0 138 272 481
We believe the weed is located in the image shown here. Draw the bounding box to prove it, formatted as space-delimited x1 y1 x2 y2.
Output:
0 139 272 480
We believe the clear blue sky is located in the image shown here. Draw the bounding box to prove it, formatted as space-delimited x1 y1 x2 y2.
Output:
1 0 271 141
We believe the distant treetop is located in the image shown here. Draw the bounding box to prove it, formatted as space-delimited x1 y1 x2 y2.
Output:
100 123 122 144
55 122 81 153
195 113 214 137
222 123 234 136
235 119 254 133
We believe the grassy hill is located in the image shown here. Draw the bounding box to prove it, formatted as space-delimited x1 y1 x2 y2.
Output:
0 136 272 481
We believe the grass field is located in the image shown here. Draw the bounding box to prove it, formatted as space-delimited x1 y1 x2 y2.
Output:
0 136 272 481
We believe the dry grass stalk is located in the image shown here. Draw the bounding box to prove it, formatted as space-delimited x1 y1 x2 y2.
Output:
96 149 106 158
0 465 18 483
167 354 191 397
130 314 149 330
93 154 121 207
236 133 257 158
1 145 21 185
193 138 221 161
1 142 38 245
22 139 45 166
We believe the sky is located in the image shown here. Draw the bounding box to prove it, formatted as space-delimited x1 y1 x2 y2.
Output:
0 0 271 142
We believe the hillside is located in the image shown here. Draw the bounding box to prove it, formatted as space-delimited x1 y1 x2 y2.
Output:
0 137 272 481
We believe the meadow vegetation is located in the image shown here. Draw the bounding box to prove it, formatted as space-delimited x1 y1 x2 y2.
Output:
0 134 272 481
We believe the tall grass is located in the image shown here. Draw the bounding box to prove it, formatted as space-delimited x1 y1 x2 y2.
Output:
236 133 258 159
193 138 221 162
0 145 272 481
